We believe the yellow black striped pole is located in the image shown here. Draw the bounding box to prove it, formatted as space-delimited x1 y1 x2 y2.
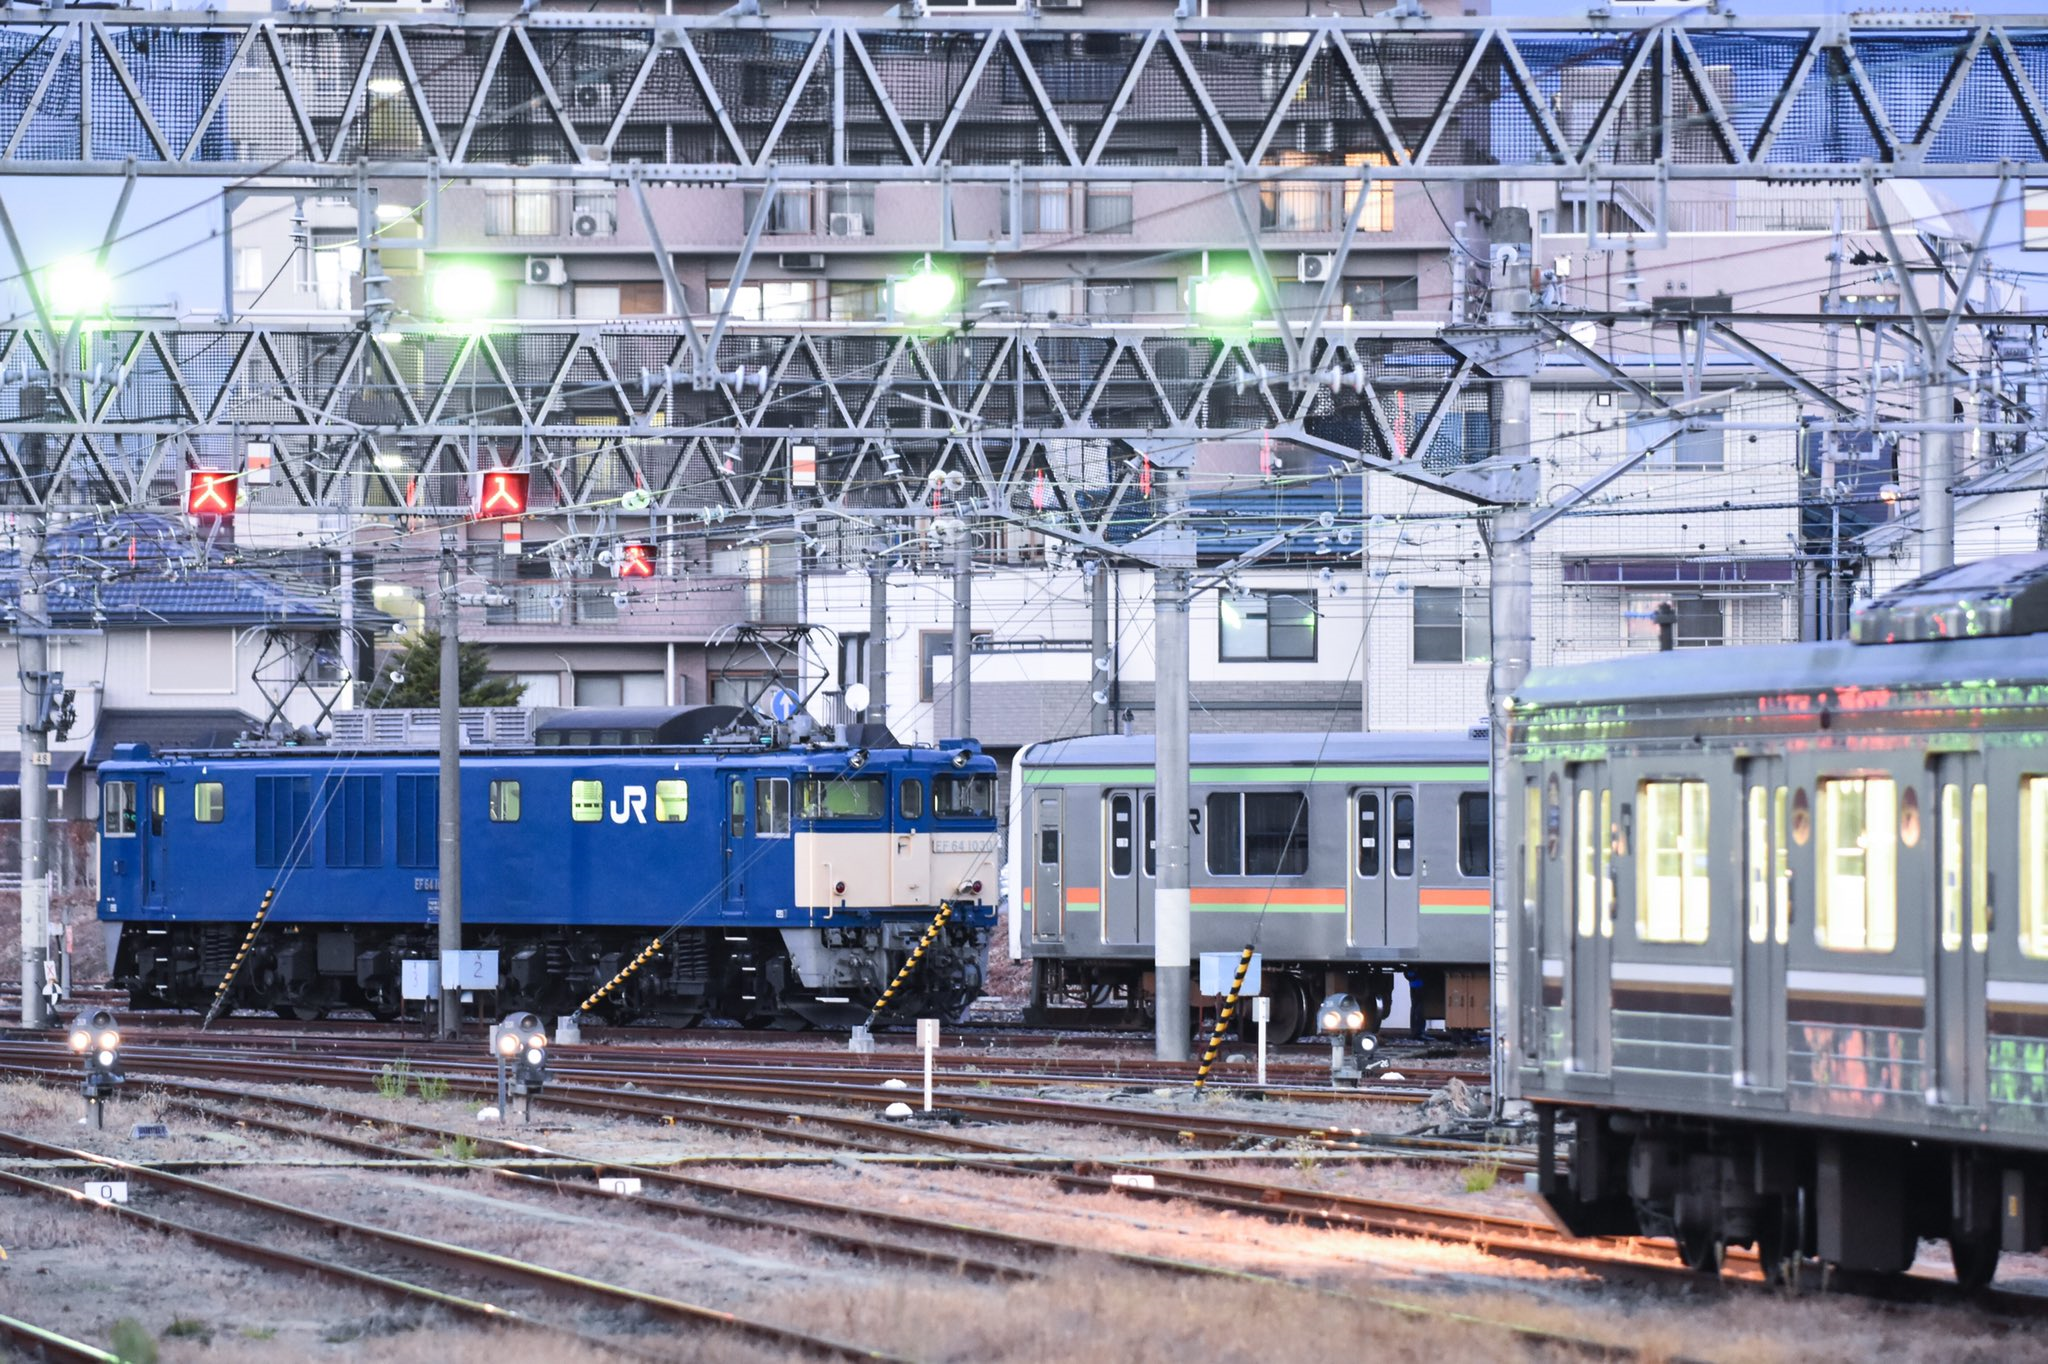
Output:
200 887 278 1030
861 902 954 1031
1192 942 1256 1093
577 936 666 1016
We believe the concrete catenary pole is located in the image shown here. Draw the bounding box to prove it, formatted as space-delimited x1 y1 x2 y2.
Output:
436 530 464 1038
1090 560 1112 735
1153 472 1192 1062
949 532 972 738
17 517 48 1028
1921 378 1954 575
866 557 888 727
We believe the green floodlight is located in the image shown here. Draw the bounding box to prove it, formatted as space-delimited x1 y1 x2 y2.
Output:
45 256 111 319
893 255 958 320
1193 273 1259 321
430 263 498 323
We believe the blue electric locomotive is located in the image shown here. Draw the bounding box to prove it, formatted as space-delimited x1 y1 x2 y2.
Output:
96 706 1000 1026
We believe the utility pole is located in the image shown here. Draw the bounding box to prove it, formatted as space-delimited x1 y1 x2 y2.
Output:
436 530 464 1038
1922 377 1955 574
949 532 972 739
1089 560 1112 735
1152 470 1193 1063
866 557 888 728
16 517 49 1029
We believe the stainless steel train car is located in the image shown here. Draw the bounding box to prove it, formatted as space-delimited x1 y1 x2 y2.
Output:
1509 551 2048 1285
1009 732 1493 1040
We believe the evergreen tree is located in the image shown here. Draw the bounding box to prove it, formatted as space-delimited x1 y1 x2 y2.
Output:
370 630 525 708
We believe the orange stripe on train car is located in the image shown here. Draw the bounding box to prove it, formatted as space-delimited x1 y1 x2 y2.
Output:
1190 887 1344 905
1419 889 1492 907
1065 887 1102 904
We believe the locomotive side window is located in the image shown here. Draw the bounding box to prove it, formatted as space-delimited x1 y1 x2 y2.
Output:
654 780 687 823
756 778 791 836
1109 794 1134 877
571 780 603 823
1392 794 1415 877
935 774 995 819
1357 794 1381 876
2020 777 2048 958
1815 777 1897 952
151 784 166 836
104 781 137 836
490 780 522 823
1457 792 1489 877
1639 780 1710 944
194 782 225 824
800 777 883 820
729 779 745 837
899 779 926 821
1206 792 1309 877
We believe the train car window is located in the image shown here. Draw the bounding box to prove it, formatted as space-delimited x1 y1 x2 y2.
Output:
1815 777 1898 952
756 777 791 836
1773 787 1790 946
1109 794 1134 878
490 780 522 823
1575 790 1596 937
800 778 883 820
1392 794 1415 876
1971 784 1989 952
1456 792 1488 877
150 784 166 836
1144 795 1157 877
1207 793 1309 877
1357 794 1381 877
1038 798 1059 864
729 779 745 838
1746 787 1769 945
2020 777 2048 958
194 782 225 824
570 780 603 823
1639 780 1710 944
654 780 687 823
103 781 137 836
1940 785 1964 953
935 774 996 820
899 779 926 821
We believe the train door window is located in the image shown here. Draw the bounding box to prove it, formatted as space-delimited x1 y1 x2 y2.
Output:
1773 787 1790 946
571 780 604 823
1970 784 1989 952
2020 777 2048 958
489 780 522 823
755 777 790 837
1109 794 1134 877
104 781 137 836
1746 787 1768 945
1391 793 1415 877
1941 785 1964 953
900 779 925 821
729 779 745 838
654 780 688 823
1815 777 1898 952
1574 788 1614 938
1038 799 1059 864
150 784 166 836
1639 780 1710 944
1523 778 1541 892
1206 792 1310 876
194 782 225 824
1143 795 1156 877
1357 794 1381 876
1456 792 1488 877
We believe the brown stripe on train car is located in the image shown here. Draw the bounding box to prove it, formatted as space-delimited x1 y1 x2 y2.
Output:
1786 992 1925 1029
1610 984 1734 1018
1989 1003 2048 1040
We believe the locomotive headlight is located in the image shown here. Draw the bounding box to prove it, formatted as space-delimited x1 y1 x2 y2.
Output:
951 750 969 769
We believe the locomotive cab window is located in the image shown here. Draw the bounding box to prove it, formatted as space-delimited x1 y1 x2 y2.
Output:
1457 792 1489 877
194 782 225 824
729 779 745 837
899 779 925 821
935 774 995 820
1639 780 1711 944
756 777 791 836
570 780 603 823
104 781 137 836
151 784 166 835
1206 792 1310 877
799 777 883 820
654 780 687 823
490 780 522 823
1816 777 1898 952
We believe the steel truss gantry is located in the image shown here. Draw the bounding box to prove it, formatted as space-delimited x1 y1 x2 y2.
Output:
0 13 2044 181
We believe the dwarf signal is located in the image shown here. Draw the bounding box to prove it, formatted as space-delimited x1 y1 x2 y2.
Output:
616 542 656 578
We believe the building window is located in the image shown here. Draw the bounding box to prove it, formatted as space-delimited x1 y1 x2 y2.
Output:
571 780 603 823
1625 593 1725 649
826 185 876 236
1083 183 1134 234
654 779 688 823
574 672 666 707
1219 591 1317 662
1413 587 1489 664
1005 183 1072 234
1343 277 1419 319
1205 792 1310 877
755 777 790 836
710 280 817 322
837 633 868 691
104 781 137 836
1638 780 1711 943
921 631 992 701
1343 154 1396 232
194 782 225 824
486 179 560 236
1260 184 1329 233
1628 411 1725 470
829 283 883 321
1816 777 1897 952
233 246 264 292
490 780 522 823
1457 792 1489 877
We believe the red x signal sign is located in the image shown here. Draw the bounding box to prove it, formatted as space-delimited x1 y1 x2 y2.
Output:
616 542 656 578
473 469 530 520
185 469 239 521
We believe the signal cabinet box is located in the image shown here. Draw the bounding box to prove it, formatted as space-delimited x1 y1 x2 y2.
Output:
1444 969 1491 1029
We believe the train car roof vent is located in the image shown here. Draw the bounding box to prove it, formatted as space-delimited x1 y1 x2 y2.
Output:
1851 550 2048 644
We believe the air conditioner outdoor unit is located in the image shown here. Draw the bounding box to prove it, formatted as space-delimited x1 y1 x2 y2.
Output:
828 211 866 237
778 253 827 271
1298 253 1335 284
526 256 567 287
571 212 605 238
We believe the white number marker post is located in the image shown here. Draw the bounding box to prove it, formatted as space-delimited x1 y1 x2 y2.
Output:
916 1017 940 1112
1253 995 1271 1088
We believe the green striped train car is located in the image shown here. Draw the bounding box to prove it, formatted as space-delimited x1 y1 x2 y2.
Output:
1007 732 1493 1040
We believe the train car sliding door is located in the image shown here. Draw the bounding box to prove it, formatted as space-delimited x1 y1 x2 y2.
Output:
1567 765 1613 1079
1933 756 1989 1110
1031 793 1063 941
1349 787 1419 949
1736 758 1789 1098
1100 790 1154 944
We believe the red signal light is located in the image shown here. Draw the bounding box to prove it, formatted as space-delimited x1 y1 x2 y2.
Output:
616 542 656 578
185 469 238 521
473 469 530 520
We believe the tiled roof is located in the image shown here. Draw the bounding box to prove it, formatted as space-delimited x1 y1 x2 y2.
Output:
85 709 267 766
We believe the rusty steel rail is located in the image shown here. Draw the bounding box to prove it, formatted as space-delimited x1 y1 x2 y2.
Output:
0 1312 125 1364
